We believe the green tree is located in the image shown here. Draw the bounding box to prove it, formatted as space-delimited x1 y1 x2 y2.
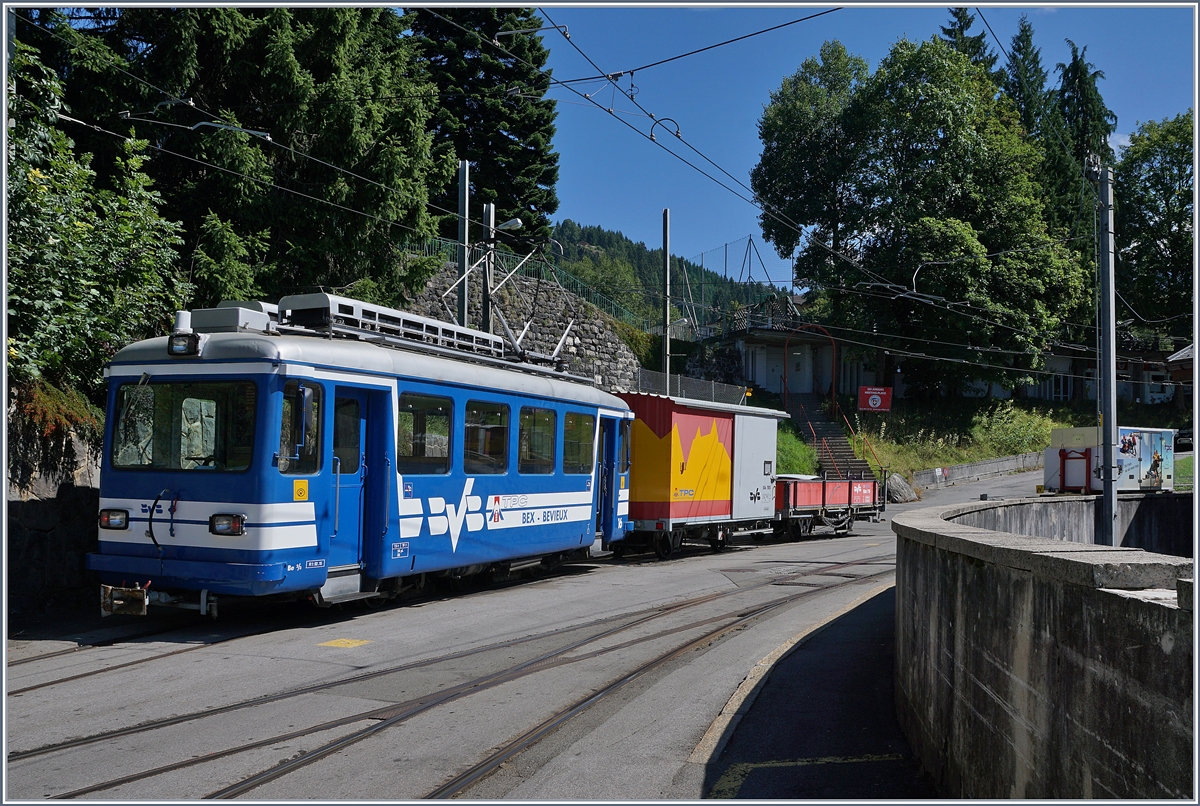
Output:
753 37 1086 396
561 253 653 320
551 220 771 327
751 40 868 283
408 7 560 241
38 7 452 307
1035 39 1118 251
7 41 190 477
1115 110 1194 339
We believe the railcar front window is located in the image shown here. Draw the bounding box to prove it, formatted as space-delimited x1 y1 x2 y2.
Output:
398 393 452 474
465 401 508 474
519 407 556 474
112 381 256 471
563 412 595 474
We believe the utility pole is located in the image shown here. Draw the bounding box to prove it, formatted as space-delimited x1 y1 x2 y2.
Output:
482 202 495 335
662 209 671 396
1091 155 1118 546
456 160 470 328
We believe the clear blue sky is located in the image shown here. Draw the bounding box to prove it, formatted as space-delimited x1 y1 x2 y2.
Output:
537 4 1195 289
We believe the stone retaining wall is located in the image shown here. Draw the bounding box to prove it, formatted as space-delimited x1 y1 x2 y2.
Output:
912 451 1043 489
7 435 102 618
892 500 1193 798
405 263 641 394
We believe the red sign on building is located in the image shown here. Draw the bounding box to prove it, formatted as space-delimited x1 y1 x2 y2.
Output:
858 386 893 412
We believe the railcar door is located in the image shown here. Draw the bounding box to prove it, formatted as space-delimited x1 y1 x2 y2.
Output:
595 415 625 541
330 388 368 569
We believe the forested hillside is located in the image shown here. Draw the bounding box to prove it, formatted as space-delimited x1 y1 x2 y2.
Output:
552 219 778 327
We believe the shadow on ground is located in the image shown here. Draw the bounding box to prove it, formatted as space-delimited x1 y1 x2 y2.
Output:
702 587 940 799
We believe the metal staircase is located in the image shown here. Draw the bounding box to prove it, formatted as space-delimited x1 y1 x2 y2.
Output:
787 393 877 481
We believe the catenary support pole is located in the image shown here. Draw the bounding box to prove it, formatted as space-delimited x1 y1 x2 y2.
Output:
1097 163 1118 546
457 160 470 328
663 209 671 395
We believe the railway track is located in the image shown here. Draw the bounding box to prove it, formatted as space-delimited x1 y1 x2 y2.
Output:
6 567 588 695
10 554 894 800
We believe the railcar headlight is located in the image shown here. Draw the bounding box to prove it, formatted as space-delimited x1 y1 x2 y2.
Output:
167 333 201 357
99 509 129 530
209 514 247 536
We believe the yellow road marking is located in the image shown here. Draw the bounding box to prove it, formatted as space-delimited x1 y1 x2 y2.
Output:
318 638 372 648
709 753 905 798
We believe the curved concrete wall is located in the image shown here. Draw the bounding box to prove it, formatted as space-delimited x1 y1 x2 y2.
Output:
892 500 1193 798
951 493 1193 557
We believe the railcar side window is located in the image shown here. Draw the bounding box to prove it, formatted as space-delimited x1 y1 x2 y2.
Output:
619 420 631 473
563 412 595 474
279 380 322 474
112 381 256 472
518 407 556 474
464 401 508 474
398 393 452 474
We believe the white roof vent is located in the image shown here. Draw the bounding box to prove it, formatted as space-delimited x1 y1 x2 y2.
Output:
190 305 276 334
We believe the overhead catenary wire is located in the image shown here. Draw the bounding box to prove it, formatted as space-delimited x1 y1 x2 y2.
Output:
555 8 842 84
32 9 1163 365
422 6 817 264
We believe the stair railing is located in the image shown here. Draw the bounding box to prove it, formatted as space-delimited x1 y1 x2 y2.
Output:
819 437 842 478
840 410 888 479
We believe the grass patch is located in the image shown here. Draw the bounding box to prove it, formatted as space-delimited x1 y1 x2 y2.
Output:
777 421 819 475
1175 455 1193 492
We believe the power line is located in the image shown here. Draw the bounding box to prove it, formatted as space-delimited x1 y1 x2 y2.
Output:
555 8 842 84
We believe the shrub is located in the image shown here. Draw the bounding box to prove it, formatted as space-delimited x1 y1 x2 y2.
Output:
971 401 1053 456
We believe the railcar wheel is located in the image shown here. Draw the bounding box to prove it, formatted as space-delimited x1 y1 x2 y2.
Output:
611 544 625 559
708 531 728 553
653 532 675 560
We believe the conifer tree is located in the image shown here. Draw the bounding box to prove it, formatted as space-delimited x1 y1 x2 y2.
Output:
939 8 1000 82
1001 15 1049 138
407 7 560 241
1055 39 1118 168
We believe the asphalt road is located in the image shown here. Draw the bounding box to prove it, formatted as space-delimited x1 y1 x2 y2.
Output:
6 469 1044 800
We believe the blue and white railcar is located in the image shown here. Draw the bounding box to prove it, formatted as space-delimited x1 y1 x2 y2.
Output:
87 294 633 616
